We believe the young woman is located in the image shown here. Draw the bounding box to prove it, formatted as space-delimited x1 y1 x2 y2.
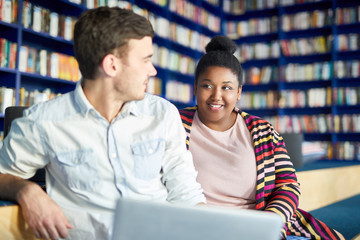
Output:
179 35 344 240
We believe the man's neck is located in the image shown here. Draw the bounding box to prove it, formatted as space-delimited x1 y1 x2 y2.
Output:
82 78 125 122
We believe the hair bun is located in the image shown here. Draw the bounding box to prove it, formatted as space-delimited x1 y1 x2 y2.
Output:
205 35 237 54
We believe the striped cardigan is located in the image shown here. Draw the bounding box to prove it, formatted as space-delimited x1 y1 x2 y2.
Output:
179 106 344 240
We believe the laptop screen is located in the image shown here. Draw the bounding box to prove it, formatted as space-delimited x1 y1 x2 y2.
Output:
111 198 283 240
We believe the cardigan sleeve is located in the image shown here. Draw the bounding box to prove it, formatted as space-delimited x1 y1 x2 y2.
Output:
263 132 301 238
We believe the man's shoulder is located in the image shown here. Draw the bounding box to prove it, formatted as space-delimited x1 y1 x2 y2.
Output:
135 93 176 114
25 92 75 121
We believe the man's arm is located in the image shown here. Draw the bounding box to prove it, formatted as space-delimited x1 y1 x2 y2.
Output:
161 104 206 205
0 173 73 239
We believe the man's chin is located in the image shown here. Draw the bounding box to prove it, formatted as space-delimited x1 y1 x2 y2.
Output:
135 93 146 101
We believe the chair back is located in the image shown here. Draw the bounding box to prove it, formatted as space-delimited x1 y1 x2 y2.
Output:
281 133 304 169
3 106 45 183
4 106 29 138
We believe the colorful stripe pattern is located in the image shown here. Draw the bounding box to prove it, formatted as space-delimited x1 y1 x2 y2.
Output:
179 106 344 240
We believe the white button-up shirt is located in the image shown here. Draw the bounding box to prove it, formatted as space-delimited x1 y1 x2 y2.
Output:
0 82 205 239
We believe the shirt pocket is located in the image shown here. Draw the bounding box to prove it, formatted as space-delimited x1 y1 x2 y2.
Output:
131 139 165 180
55 149 99 192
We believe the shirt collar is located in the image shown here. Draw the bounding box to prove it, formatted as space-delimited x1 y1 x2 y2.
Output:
73 80 94 117
117 100 139 118
73 80 141 119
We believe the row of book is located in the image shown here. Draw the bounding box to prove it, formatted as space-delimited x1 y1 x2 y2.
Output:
333 87 360 106
244 66 279 85
18 45 81 82
152 43 196 75
245 60 360 83
334 60 360 79
267 114 332 134
149 14 210 52
236 41 280 62
225 16 278 38
204 0 219 7
18 87 60 107
239 87 332 109
279 87 332 108
0 38 17 69
22 0 76 41
334 142 360 161
168 0 221 33
122 5 211 53
0 86 60 113
335 7 360 25
69 0 150 8
336 34 360 52
280 36 331 57
238 90 279 109
240 86 359 109
334 114 360 134
264 114 360 134
236 37 360 63
222 0 328 15
280 0 328 6
7 0 215 50
165 80 193 104
281 9 332 32
280 62 333 82
243 60 360 83
223 0 277 14
0 0 17 24
302 141 360 162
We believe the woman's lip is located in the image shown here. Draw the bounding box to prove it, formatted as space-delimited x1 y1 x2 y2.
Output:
208 103 224 111
208 103 223 107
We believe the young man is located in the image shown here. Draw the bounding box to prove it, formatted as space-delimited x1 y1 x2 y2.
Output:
0 7 205 239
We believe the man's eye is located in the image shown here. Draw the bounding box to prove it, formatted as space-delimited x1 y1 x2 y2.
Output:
224 86 232 90
202 84 212 89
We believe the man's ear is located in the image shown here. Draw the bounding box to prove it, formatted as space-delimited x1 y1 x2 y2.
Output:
102 54 119 77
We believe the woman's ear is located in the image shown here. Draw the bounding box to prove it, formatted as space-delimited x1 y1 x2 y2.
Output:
237 86 242 100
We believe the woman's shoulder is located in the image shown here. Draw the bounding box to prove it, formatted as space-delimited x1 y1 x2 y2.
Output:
179 106 197 118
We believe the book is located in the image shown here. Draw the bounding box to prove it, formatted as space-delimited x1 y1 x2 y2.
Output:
18 45 29 72
0 87 14 113
1 0 12 23
49 12 59 37
32 5 42 32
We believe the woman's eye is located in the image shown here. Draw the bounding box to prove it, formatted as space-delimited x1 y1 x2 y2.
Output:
202 84 212 89
223 86 232 90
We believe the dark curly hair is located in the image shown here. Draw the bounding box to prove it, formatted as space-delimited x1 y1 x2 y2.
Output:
195 35 244 87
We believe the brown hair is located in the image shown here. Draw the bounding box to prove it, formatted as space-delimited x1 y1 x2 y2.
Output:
73 7 154 80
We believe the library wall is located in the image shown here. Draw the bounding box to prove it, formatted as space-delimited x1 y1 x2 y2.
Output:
223 0 360 162
0 0 359 162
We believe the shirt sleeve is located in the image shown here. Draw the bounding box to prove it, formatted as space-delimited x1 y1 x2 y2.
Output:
0 113 48 179
161 104 206 206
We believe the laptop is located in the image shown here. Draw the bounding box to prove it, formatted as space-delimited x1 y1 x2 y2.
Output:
111 198 283 240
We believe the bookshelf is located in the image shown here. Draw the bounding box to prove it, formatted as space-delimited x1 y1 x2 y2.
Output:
224 0 360 162
1 0 358 162
0 0 221 133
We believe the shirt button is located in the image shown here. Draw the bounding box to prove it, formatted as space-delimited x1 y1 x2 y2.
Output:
111 153 117 158
148 149 153 154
